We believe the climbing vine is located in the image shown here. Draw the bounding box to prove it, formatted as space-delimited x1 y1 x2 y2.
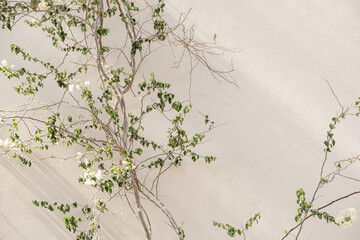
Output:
0 0 234 239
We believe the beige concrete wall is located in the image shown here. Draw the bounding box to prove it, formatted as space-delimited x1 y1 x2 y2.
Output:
1 0 360 239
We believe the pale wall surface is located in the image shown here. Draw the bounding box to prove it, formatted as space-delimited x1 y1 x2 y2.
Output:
1 0 360 240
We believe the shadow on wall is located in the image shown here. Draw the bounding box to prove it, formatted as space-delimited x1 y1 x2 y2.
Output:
0 156 134 240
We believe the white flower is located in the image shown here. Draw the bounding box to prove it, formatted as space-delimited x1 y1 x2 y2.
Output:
1 60 7 67
10 64 15 69
68 84 74 92
38 0 49 10
95 170 103 180
0 138 16 150
65 0 79 8
336 208 357 228
69 80 89 92
54 0 63 4
82 169 94 179
30 19 41 28
343 221 352 228
76 152 84 159
84 178 95 185
3 139 10 148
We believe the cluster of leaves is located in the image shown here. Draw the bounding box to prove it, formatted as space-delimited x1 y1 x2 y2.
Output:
309 209 338 225
0 0 30 30
293 187 338 229
0 0 223 239
32 200 82 233
133 74 217 168
213 213 261 238
324 117 341 152
0 44 87 95
294 188 312 223
32 199 105 239
32 200 78 214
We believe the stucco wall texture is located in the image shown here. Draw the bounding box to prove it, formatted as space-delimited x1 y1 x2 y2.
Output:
1 0 360 239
